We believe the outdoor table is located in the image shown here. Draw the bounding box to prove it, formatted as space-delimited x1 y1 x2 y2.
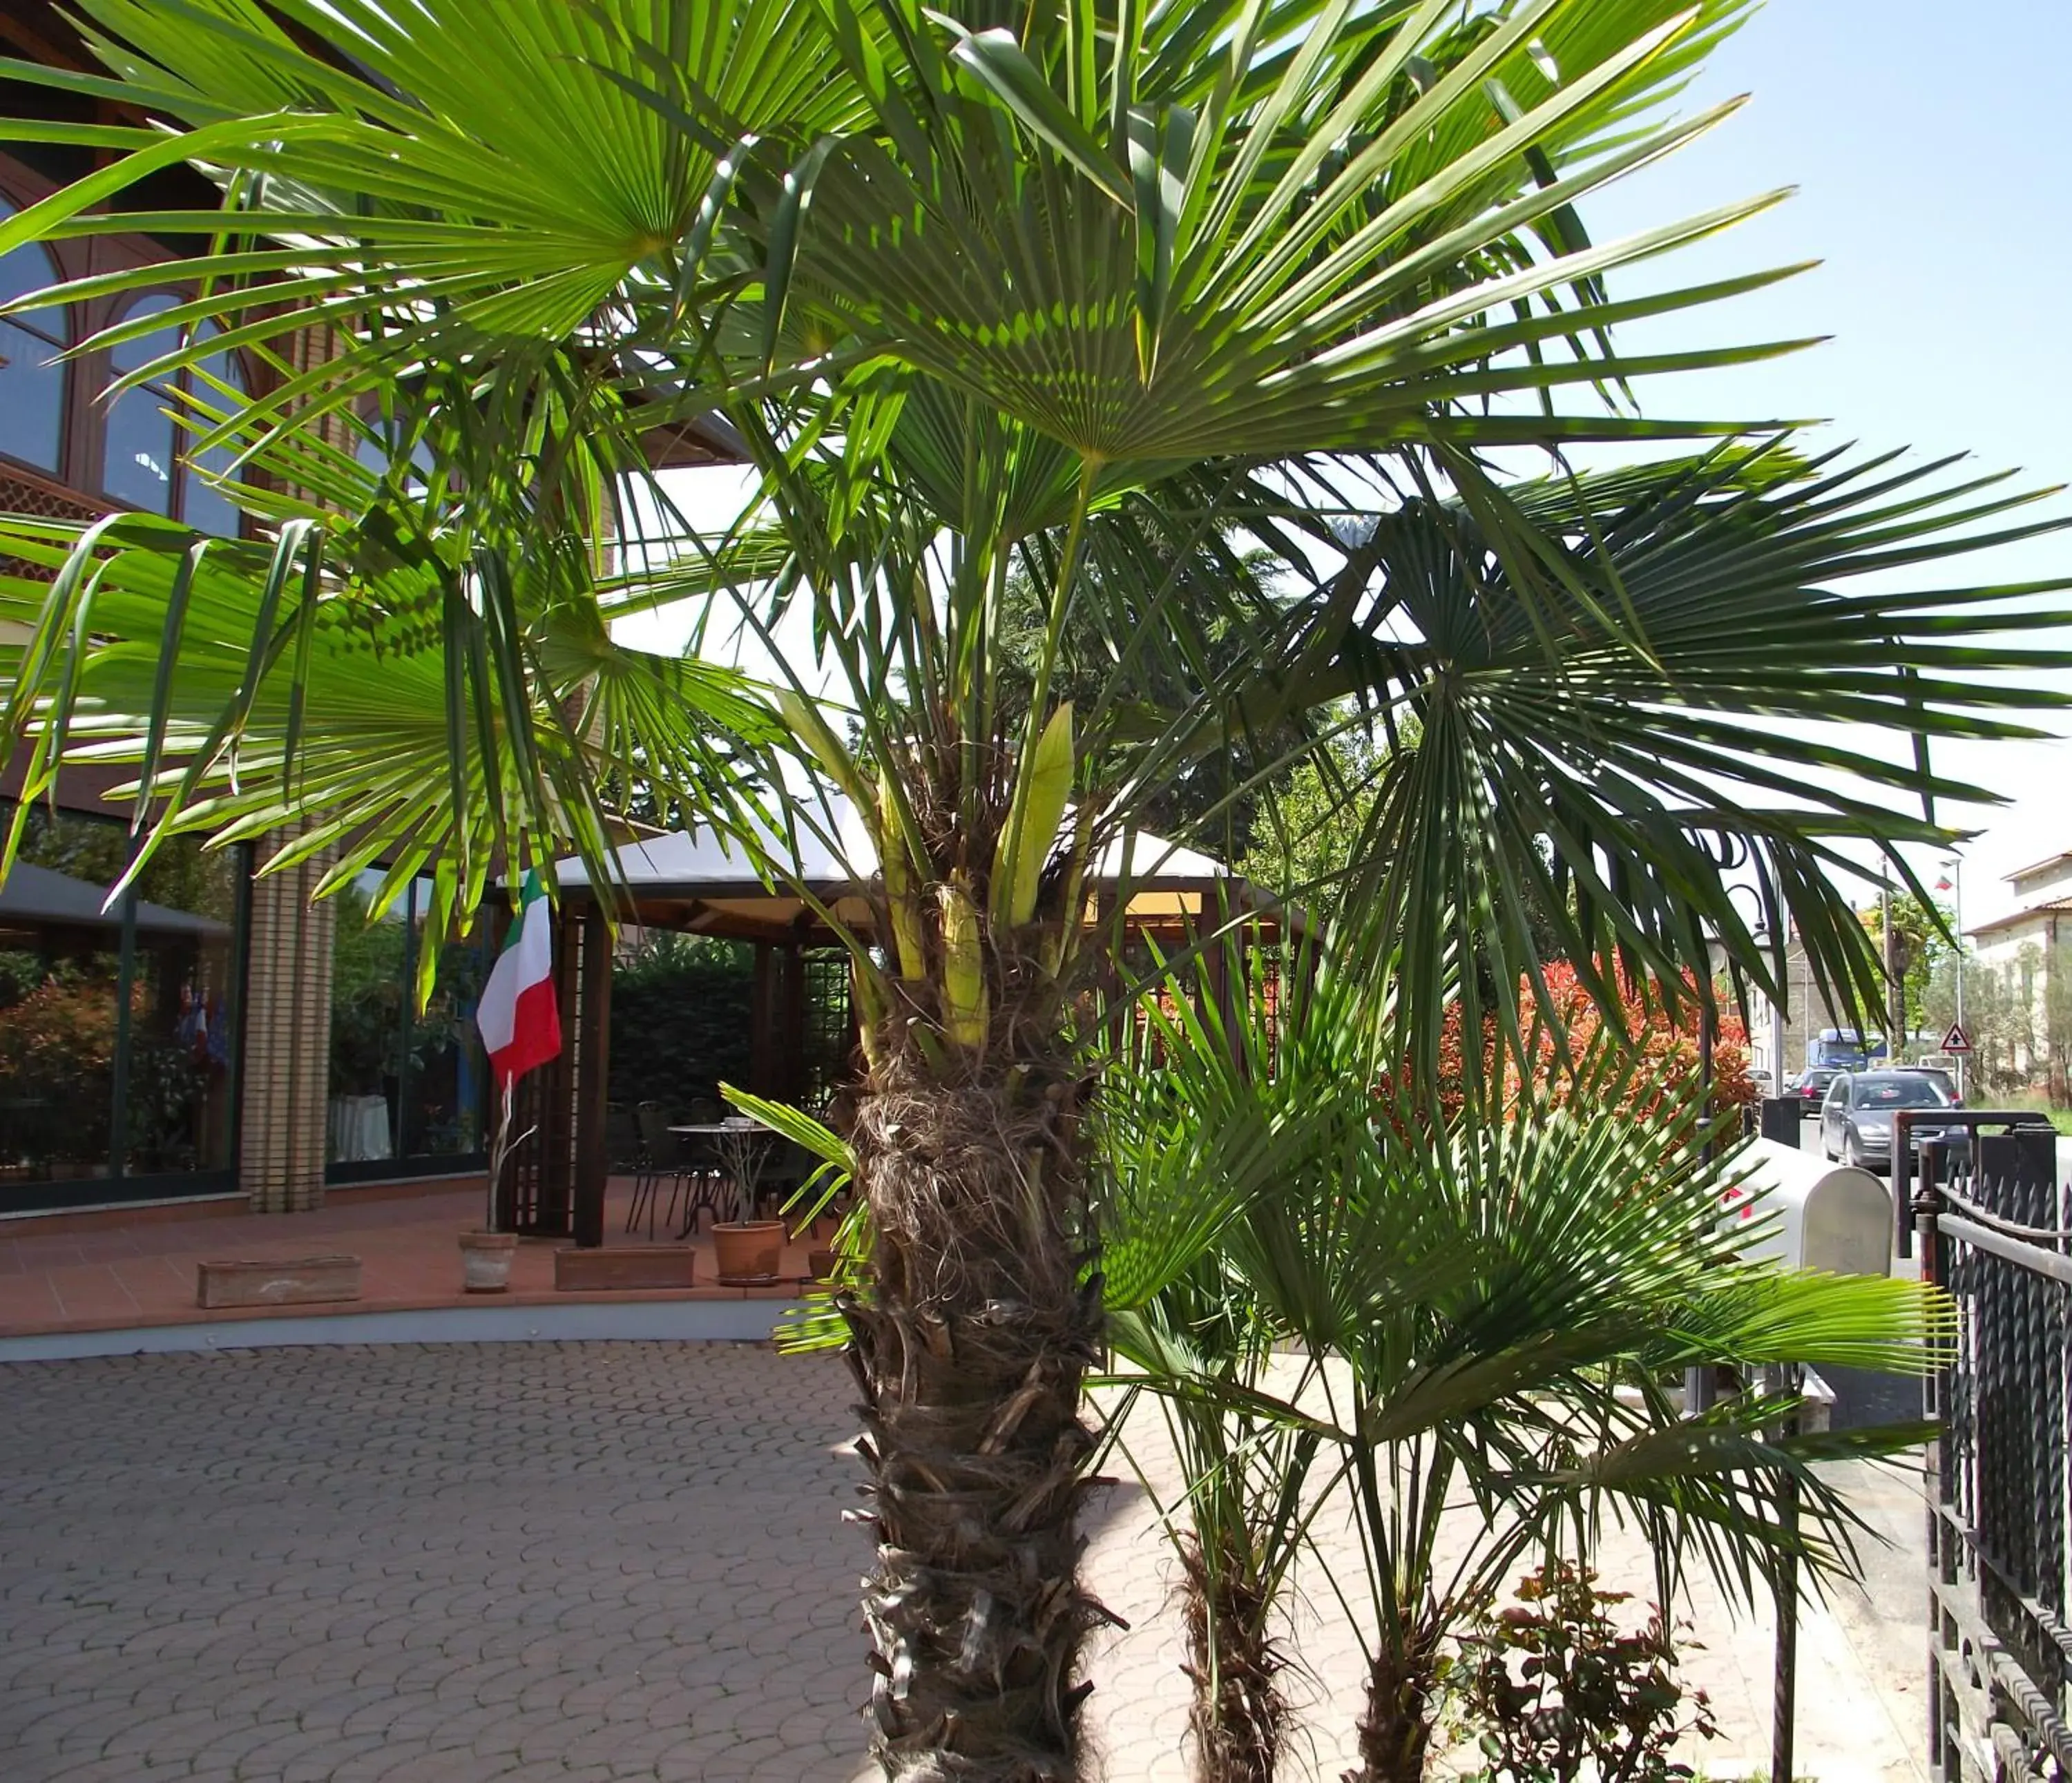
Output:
667 1121 774 1233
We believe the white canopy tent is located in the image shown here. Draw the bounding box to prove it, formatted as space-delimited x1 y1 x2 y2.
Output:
553 798 1258 945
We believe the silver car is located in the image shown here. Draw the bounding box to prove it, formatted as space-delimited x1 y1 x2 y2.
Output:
1819 1070 1964 1173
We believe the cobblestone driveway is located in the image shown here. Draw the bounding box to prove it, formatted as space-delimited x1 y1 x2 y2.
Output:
1 1342 1926 1782
0 1345 876 1783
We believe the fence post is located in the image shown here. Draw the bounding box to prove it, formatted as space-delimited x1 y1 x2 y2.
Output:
1769 1361 1802 1783
1915 1137 1955 1783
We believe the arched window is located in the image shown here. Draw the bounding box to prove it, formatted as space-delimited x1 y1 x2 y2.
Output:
0 196 67 474
102 294 246 536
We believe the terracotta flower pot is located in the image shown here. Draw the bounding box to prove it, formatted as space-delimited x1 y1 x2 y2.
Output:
459 1229 518 1293
712 1220 784 1285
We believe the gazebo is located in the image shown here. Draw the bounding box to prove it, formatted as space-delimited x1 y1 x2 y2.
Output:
503 809 1285 1244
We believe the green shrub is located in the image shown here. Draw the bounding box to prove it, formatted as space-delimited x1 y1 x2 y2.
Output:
1456 1563 1718 1783
608 934 754 1111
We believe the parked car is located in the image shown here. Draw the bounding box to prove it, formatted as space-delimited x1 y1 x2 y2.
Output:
1820 1070 1968 1173
1785 1067 1841 1103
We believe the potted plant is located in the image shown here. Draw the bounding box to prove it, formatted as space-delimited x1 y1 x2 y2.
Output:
709 1108 784 1284
459 1224 517 1292
716 1086 862 1291
460 1083 526 1292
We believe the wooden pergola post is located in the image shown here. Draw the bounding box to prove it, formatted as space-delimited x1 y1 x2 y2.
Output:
570 906 613 1249
778 937 807 1101
749 941 777 1093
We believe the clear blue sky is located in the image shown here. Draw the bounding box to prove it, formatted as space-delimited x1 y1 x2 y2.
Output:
1577 0 2072 923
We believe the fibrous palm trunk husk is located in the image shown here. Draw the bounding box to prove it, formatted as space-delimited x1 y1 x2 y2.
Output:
841 1034 1113 1782
1179 1528 1287 1783
1347 1618 1443 1783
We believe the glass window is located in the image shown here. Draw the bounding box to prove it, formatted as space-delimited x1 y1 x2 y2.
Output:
0 809 123 1190
103 294 180 514
0 198 66 473
327 874 489 1174
1853 1074 1950 1109
354 409 436 493
403 895 490 1159
183 333 245 539
102 294 246 535
0 802 243 1205
122 837 240 1176
327 878 407 1164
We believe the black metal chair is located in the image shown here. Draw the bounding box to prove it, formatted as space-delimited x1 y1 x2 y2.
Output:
631 1101 727 1237
626 1102 685 1240
611 1103 655 1235
673 1126 725 1234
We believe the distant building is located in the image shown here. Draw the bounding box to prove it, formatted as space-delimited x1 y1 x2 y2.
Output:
0 6 753 1223
1740 929 1879 1084
1965 851 2072 1086
1969 852 2072 970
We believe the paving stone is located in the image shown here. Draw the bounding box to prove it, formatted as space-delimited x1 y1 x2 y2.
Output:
1 1343 1928 1783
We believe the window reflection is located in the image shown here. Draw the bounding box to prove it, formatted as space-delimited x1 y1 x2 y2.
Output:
327 874 488 1173
100 293 246 534
0 804 240 1198
0 198 66 473
124 839 239 1175
184 334 245 538
354 412 436 493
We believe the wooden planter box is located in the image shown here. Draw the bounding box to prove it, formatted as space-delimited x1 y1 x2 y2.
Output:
197 1255 363 1310
554 1246 698 1292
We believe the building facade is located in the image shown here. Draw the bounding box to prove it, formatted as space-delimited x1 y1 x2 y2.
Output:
0 13 496 1219
1740 929 1879 1086
1964 851 2072 1091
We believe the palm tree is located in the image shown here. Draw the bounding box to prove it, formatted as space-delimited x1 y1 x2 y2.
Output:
1096 936 1369 1783
1100 934 1951 1783
2 3 2068 1776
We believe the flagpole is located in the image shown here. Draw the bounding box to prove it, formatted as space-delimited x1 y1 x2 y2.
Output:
487 1078 513 1233
477 868 559 1233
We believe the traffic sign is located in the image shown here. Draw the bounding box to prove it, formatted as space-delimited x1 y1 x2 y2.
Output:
1941 1022 1973 1055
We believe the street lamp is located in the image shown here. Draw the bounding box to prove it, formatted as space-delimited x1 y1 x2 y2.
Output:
1713 883 1780 1084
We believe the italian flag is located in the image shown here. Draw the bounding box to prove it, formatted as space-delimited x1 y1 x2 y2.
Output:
478 869 562 1087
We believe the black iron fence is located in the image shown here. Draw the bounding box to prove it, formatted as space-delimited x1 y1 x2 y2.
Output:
1896 1111 2060 1259
1914 1123 2072 1783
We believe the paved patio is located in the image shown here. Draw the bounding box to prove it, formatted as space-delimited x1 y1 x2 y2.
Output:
0 1342 1930 1782
0 1181 818 1342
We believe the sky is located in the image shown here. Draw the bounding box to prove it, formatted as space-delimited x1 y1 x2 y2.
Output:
620 0 2072 930
1569 0 2072 926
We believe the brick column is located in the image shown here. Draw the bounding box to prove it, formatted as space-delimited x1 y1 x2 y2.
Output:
233 323 348 1214
239 847 337 1213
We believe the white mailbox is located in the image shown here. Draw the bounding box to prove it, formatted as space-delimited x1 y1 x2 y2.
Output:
1720 1137 1893 1275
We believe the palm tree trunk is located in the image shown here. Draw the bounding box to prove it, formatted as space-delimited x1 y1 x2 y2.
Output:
1348 1620 1443 1783
1179 1527 1287 1783
840 1034 1109 1781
